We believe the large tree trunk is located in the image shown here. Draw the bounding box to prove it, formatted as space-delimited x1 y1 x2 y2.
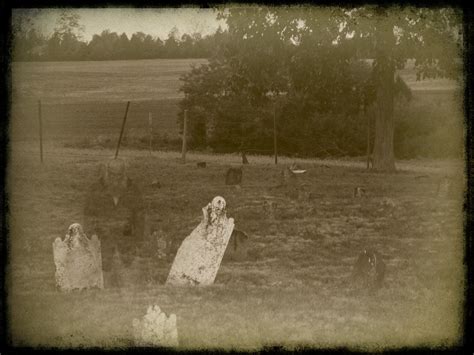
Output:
372 58 396 172
372 12 397 172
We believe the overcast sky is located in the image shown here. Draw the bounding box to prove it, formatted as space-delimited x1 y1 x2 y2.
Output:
13 8 226 41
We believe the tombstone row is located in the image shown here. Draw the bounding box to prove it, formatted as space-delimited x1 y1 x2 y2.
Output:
53 196 235 292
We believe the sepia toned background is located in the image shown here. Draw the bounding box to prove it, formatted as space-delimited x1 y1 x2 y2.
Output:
6 6 466 350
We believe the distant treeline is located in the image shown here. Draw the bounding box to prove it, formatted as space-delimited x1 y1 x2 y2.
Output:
12 27 226 62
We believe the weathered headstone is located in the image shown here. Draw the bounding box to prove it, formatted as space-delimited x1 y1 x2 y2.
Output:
151 179 161 188
53 223 104 292
133 305 179 347
380 197 396 208
166 196 234 286
353 186 366 198
222 229 250 262
352 249 386 292
225 167 242 185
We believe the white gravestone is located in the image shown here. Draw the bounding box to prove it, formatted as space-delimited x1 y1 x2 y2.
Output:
133 305 179 347
53 223 104 291
166 196 234 286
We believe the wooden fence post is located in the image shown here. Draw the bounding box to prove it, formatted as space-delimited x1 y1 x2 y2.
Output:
273 104 278 165
365 105 371 170
148 112 153 155
181 109 188 163
115 101 131 159
38 100 43 163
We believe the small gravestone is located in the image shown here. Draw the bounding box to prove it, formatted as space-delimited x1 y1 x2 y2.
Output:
381 197 396 208
151 179 161 188
166 196 234 286
352 249 386 292
133 305 179 347
197 162 207 168
353 187 366 198
53 223 104 292
225 167 242 185
222 229 250 262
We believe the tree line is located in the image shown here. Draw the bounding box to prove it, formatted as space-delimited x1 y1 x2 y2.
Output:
12 11 226 61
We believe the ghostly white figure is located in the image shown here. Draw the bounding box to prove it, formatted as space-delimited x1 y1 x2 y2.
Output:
132 305 179 347
53 223 104 292
166 196 234 286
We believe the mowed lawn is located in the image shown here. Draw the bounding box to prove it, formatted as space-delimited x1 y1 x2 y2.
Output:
6 144 465 350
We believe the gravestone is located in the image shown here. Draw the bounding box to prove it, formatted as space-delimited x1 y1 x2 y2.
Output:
166 196 234 286
151 179 161 188
352 249 386 292
222 229 250 262
52 223 104 292
225 167 242 185
353 186 366 198
133 305 179 347
381 197 396 208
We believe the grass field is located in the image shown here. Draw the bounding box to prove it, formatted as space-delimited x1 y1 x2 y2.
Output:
6 59 466 350
10 59 207 142
6 144 466 350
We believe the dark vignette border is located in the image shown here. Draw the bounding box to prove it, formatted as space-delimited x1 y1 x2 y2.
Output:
0 0 472 354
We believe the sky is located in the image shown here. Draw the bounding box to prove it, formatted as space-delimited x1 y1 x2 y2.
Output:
13 8 227 41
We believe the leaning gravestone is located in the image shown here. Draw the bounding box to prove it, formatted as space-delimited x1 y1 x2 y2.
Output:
53 223 104 292
166 196 234 286
133 305 179 347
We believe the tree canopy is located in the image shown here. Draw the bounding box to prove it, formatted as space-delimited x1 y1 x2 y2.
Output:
179 6 463 168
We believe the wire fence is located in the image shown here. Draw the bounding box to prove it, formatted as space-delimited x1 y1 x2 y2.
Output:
9 98 374 164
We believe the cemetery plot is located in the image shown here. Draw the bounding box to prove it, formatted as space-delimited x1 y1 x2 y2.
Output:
7 147 465 349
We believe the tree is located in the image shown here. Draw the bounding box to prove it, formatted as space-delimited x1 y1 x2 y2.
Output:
54 10 85 42
180 6 462 169
12 10 46 61
164 27 180 58
116 33 130 59
340 6 462 170
180 7 373 155
47 10 86 61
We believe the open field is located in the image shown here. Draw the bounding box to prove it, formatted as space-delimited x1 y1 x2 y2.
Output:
10 59 463 157
10 59 207 143
6 142 466 350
